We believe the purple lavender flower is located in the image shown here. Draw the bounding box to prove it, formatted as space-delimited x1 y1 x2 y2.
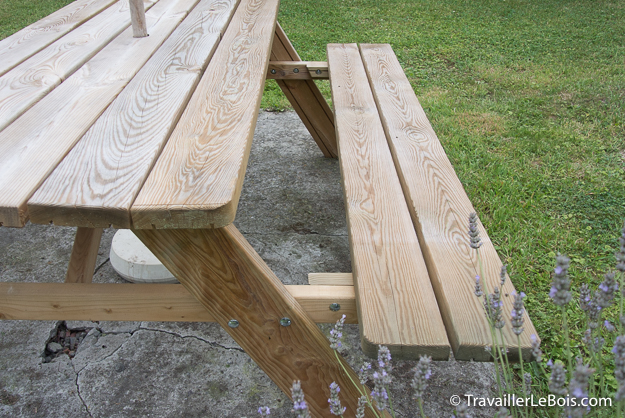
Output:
411 355 432 400
579 283 591 312
510 291 525 335
377 346 392 384
328 382 346 416
484 288 505 329
358 362 371 385
329 314 346 351
612 335 625 400
605 320 616 332
530 334 542 362
468 213 482 249
582 329 604 353
258 406 270 416
370 370 389 411
548 361 567 396
291 380 310 418
474 275 484 297
549 255 572 306
594 272 618 308
523 372 532 395
355 396 367 418
453 402 472 418
566 360 595 418
500 264 507 287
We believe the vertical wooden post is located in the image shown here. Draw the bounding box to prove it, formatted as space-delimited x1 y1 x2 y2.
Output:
129 0 148 38
65 227 104 283
134 225 385 417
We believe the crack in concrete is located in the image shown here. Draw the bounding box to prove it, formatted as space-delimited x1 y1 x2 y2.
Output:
93 258 110 275
139 327 245 353
70 360 94 418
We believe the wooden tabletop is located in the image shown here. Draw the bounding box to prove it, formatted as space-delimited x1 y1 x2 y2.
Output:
0 0 279 229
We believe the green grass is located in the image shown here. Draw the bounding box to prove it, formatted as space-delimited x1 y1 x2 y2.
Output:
2 0 625 414
0 0 74 40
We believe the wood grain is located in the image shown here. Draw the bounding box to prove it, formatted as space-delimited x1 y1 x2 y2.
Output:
0 0 200 228
271 23 337 158
266 61 328 79
131 0 280 229
359 44 537 361
0 0 159 134
28 0 239 229
133 225 382 417
129 0 149 37
308 272 353 286
328 43 450 360
0 282 357 324
0 0 117 77
65 227 103 283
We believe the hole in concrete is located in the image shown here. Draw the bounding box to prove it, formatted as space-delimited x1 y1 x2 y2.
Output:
43 321 92 363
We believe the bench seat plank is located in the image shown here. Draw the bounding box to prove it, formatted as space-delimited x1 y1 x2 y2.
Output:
328 43 450 360
0 0 117 77
131 0 280 229
0 0 200 228
0 0 159 134
359 44 537 361
28 0 239 229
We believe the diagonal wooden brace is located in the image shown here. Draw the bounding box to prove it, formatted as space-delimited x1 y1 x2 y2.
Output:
134 225 384 417
271 23 338 158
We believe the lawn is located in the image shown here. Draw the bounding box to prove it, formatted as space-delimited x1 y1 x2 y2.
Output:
2 0 625 413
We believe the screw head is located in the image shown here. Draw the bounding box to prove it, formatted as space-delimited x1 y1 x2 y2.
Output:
280 317 292 327
228 319 239 328
329 303 341 312
293 68 299 73
315 69 322 75
270 69 277 74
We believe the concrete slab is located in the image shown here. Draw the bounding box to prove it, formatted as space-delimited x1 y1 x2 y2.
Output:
0 111 497 417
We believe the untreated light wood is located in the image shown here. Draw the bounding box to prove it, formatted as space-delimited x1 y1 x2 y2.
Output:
271 23 337 158
0 0 117 77
133 225 381 417
129 0 149 37
328 43 450 360
0 0 159 133
131 0 280 230
65 227 103 283
308 272 353 286
359 44 537 361
29 0 239 229
266 61 328 79
0 283 357 324
0 0 199 228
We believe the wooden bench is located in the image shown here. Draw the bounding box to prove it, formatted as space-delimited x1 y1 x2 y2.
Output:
327 43 537 361
0 1 537 415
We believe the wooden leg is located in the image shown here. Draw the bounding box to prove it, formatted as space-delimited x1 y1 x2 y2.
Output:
65 227 103 283
134 225 384 417
271 23 338 158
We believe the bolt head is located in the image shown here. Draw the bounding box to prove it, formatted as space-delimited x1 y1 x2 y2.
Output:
270 69 277 74
329 303 341 312
293 68 299 73
228 319 239 328
280 317 292 327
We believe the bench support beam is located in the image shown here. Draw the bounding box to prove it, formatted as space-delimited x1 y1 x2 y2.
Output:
271 23 337 158
134 225 381 417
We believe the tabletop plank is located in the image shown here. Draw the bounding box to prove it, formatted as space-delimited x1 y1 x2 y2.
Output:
131 0 280 229
359 44 537 360
0 0 117 77
28 0 239 229
0 0 200 228
0 0 161 134
328 43 450 360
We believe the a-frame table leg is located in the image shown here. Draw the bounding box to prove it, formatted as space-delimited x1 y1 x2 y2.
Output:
271 23 338 158
134 225 383 417
65 227 103 283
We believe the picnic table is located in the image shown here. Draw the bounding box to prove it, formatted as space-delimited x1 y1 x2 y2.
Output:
0 0 538 416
